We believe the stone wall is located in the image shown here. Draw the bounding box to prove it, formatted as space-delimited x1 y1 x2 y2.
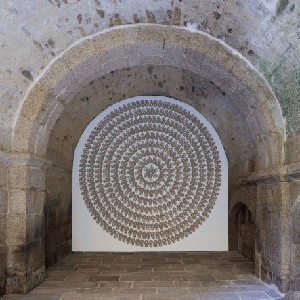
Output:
0 152 8 297
5 154 48 294
0 0 299 151
45 166 71 268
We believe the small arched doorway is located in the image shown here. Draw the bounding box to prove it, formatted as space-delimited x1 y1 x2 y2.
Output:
229 202 255 261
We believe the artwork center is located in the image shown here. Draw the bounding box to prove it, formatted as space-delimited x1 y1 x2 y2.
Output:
78 97 222 248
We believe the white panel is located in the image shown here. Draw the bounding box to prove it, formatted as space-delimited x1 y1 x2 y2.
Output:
72 96 228 251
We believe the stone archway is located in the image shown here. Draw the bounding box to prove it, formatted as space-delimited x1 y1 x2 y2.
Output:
8 24 287 294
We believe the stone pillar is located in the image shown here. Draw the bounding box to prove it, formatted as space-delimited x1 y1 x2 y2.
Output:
6 154 50 294
256 180 291 293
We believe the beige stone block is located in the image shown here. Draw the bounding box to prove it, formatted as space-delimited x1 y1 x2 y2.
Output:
50 72 84 106
34 97 61 127
19 84 56 123
9 165 46 191
61 38 96 70
34 127 50 158
163 27 190 49
205 39 238 70
7 213 26 245
103 57 128 74
27 190 45 214
8 189 26 214
0 189 7 213
39 56 73 91
0 213 6 243
137 25 166 44
8 165 29 190
93 26 138 53
138 55 163 65
12 115 40 154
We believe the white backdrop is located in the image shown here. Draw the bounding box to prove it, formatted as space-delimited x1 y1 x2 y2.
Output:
72 96 228 251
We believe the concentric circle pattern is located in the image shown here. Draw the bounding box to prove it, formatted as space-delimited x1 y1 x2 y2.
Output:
79 99 222 247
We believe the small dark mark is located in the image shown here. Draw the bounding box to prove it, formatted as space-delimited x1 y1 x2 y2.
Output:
213 12 221 20
179 86 184 91
133 14 140 23
248 49 254 55
192 86 195 92
290 3 295 12
158 82 163 88
227 28 232 33
167 10 173 19
21 70 33 81
77 14 82 24
97 9 105 18
148 66 154 75
276 0 289 16
222 91 225 95
146 10 156 23
47 38 56 48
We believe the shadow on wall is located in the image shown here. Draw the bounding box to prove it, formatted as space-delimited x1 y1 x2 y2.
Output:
229 202 255 261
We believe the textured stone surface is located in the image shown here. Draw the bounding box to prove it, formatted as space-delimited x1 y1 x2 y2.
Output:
1 251 284 299
45 166 71 268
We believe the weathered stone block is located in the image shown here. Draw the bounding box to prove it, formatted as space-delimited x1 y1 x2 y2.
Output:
0 190 7 214
138 42 164 57
8 166 46 191
7 213 26 245
163 44 185 67
93 26 138 52
138 55 163 65
62 39 96 71
0 163 8 188
27 190 45 214
125 43 139 67
8 189 26 214
103 57 128 74
12 115 40 154
19 84 56 122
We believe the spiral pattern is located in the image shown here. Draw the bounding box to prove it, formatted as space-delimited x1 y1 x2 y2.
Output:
79 99 221 247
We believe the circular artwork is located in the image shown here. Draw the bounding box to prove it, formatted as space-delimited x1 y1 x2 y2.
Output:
79 98 222 247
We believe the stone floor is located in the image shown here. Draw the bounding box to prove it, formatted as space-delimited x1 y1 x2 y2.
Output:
3 251 284 300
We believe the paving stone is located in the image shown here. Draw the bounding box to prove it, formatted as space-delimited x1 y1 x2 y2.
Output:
237 291 270 299
3 252 283 299
113 287 157 294
198 293 240 300
89 275 120 282
133 281 174 287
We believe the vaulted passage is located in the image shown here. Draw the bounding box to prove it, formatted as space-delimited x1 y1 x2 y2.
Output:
1 23 299 299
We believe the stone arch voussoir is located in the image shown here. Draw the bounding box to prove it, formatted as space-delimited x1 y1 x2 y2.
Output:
12 24 286 166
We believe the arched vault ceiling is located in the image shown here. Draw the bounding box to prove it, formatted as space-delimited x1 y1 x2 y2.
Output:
0 0 298 150
47 65 255 172
11 25 285 172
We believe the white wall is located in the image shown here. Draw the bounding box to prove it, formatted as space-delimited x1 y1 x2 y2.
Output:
72 96 228 251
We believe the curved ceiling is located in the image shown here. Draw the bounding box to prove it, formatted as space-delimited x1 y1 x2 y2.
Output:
11 25 286 178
